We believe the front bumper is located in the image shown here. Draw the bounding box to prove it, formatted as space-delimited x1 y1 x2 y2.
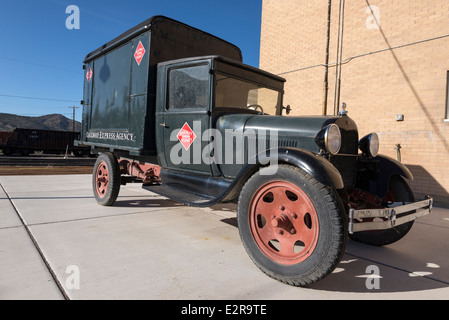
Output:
348 196 433 234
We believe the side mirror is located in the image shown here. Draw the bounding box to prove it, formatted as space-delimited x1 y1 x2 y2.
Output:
282 105 292 115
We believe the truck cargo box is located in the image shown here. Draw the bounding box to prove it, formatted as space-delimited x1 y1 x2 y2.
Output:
77 15 242 156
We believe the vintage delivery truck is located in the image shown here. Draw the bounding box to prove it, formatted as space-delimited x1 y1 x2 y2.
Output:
75 16 433 286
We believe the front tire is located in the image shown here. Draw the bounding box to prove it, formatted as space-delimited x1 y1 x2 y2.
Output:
237 165 347 287
92 152 120 206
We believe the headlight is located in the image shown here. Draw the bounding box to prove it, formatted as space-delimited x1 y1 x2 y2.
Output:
359 133 379 157
315 124 341 155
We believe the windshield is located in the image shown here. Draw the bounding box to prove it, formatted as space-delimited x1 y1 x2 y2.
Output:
215 73 281 115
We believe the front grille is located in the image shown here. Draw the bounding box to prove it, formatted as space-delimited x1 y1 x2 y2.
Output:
330 155 357 187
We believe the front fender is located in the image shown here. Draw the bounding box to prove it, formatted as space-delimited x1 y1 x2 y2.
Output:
248 147 344 190
167 147 345 206
356 154 414 199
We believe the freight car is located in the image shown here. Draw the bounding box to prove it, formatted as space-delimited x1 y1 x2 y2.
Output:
0 132 10 145
0 128 90 156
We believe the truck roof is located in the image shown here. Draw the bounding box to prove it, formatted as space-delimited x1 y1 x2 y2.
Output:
158 55 286 84
84 15 243 63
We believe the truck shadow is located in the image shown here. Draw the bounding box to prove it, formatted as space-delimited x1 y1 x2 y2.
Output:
114 197 183 208
221 218 449 293
308 241 449 293
406 164 449 207
213 206 449 293
114 197 448 293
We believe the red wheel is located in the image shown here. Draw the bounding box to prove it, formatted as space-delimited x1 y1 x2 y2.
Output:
238 165 346 287
95 161 109 199
92 153 120 206
249 181 319 265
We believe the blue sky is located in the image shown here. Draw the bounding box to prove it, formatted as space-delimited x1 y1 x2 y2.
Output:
0 0 262 122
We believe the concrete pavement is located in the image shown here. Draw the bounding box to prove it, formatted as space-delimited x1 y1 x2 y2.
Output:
0 174 448 300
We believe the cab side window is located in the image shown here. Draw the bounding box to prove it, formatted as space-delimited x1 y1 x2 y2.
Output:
168 64 210 110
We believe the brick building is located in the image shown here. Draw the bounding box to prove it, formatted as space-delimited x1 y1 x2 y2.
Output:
260 0 449 204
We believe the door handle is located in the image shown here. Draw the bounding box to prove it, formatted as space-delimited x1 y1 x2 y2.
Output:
160 122 167 128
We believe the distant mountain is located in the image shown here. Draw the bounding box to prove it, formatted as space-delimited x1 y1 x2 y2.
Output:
0 113 81 132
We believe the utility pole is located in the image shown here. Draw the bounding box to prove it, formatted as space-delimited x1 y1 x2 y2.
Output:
68 106 79 132
334 0 346 115
322 0 332 116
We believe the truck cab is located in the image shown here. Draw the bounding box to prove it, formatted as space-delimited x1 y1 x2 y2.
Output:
155 55 285 177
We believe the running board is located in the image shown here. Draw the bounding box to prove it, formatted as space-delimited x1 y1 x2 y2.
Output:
142 183 221 207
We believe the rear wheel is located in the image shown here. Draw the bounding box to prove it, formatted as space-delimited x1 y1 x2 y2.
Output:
92 152 120 206
237 165 347 286
349 175 415 246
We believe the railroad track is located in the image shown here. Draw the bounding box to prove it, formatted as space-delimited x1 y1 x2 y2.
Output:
0 155 96 167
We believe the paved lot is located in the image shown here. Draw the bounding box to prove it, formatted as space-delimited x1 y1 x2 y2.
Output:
0 174 448 300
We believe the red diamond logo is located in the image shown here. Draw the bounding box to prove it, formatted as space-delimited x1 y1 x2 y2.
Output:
86 67 92 83
134 41 146 66
177 123 197 150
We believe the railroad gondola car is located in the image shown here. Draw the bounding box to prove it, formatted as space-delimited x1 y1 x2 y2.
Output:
0 128 90 156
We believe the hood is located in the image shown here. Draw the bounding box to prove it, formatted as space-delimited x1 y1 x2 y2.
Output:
216 114 358 155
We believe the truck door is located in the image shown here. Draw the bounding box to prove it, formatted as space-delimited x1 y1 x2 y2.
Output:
158 62 212 175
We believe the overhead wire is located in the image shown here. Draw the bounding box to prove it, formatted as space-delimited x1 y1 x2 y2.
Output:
0 55 81 114
0 94 79 103
276 33 449 76
0 113 74 117
0 56 82 74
